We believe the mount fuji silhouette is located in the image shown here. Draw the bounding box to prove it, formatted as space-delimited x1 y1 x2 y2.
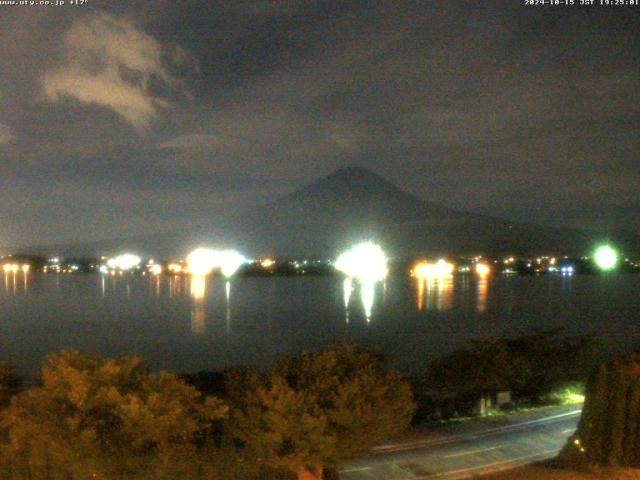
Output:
152 166 639 257
17 167 640 258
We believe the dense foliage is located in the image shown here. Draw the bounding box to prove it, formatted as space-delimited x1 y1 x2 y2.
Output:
0 346 415 480
0 331 605 479
275 346 415 462
425 329 597 399
226 346 416 480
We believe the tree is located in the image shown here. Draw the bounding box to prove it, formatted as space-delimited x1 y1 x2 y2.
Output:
228 346 415 480
229 375 333 480
275 345 415 463
0 350 227 479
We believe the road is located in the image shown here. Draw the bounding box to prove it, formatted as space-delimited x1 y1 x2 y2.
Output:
340 408 581 480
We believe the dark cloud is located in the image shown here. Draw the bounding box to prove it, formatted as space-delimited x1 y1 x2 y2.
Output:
0 1 638 248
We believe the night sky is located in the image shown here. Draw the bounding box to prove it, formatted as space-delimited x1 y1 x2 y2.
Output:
1 1 638 248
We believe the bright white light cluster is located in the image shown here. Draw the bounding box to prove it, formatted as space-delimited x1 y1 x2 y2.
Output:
217 250 247 278
335 242 387 282
187 248 247 278
106 254 141 271
187 248 219 276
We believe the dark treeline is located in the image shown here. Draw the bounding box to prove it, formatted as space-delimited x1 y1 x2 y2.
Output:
413 328 599 422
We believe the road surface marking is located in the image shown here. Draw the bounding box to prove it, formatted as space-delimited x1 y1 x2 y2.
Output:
444 445 502 458
341 467 372 473
373 409 581 454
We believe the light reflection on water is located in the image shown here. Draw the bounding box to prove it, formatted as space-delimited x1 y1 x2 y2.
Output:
414 275 492 314
2 272 640 377
415 275 454 312
186 277 236 334
343 278 352 323
0 270 513 320
155 275 161 298
477 277 489 314
0 270 546 322
3 271 27 296
168 275 185 298
360 281 376 321
417 278 425 311
225 281 231 334
190 275 207 334
342 278 380 322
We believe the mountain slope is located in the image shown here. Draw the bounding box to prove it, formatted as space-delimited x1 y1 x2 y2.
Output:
218 167 639 257
13 167 640 258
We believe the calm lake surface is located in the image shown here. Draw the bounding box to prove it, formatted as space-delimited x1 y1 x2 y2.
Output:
1 272 639 375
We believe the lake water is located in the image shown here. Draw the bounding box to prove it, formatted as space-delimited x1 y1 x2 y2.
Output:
1 272 639 375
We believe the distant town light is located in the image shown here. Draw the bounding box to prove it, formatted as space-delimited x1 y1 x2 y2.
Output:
475 263 490 276
335 242 387 282
149 264 163 275
187 248 219 276
561 265 575 276
107 254 141 271
413 261 435 280
167 263 183 274
413 259 454 280
594 245 618 271
260 258 275 268
434 259 454 276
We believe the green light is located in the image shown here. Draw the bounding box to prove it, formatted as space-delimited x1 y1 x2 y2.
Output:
594 245 618 271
